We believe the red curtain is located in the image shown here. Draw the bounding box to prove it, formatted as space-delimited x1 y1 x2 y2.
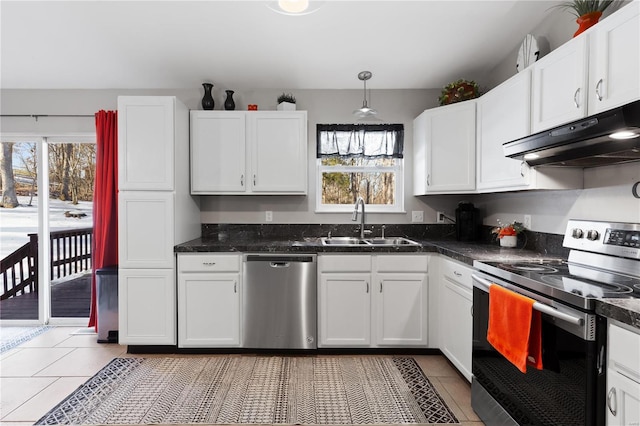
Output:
88 110 118 330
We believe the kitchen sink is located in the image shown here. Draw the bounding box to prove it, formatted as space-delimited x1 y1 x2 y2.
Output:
319 236 420 247
320 237 370 246
366 237 421 246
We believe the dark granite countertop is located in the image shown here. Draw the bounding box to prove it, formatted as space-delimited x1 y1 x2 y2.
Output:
175 226 639 330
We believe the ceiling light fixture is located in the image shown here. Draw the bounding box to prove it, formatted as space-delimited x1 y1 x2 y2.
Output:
266 0 323 16
353 71 378 119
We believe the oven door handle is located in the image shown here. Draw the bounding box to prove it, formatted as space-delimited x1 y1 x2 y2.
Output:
472 274 585 327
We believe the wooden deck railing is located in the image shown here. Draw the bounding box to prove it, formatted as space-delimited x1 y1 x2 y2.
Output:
0 227 93 300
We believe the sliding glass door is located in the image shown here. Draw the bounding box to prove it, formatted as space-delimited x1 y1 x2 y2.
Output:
0 135 95 325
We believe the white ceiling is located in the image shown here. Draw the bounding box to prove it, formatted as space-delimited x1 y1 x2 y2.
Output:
1 0 564 90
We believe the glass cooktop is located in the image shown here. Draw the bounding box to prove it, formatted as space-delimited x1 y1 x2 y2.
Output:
476 259 640 309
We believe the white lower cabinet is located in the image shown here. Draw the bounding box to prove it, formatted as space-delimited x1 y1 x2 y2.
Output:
177 254 242 348
319 272 371 346
607 321 640 425
375 273 427 346
118 268 176 345
318 254 428 348
439 257 473 381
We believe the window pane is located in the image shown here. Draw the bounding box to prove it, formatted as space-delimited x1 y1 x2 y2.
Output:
321 157 396 167
321 171 395 205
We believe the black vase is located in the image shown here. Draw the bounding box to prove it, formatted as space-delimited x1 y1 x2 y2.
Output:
224 90 236 111
202 83 214 110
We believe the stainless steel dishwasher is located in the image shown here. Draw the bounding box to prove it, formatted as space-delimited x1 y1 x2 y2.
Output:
242 254 317 349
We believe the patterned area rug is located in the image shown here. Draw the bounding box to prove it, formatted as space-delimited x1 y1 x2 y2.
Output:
0 325 51 354
36 356 459 425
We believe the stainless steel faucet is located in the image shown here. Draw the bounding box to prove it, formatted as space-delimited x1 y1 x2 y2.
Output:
352 196 369 239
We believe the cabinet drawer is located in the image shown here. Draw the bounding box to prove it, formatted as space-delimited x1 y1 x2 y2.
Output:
178 254 241 272
441 258 473 291
319 255 371 272
609 322 640 377
376 255 428 272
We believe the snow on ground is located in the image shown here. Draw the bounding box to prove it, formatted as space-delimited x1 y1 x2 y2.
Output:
0 196 93 259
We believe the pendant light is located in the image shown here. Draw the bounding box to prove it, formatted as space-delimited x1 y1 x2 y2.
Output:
353 71 378 119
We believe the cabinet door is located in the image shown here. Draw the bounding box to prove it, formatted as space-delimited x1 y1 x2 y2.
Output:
177 273 240 347
118 191 174 269
118 268 175 345
441 279 473 382
589 2 640 114
477 71 531 192
247 112 307 193
374 273 427 346
318 273 371 347
118 96 175 191
417 102 476 193
190 111 246 193
606 370 640 426
532 36 588 133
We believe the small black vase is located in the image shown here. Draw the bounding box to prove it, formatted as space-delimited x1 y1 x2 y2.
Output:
202 83 214 110
224 90 236 111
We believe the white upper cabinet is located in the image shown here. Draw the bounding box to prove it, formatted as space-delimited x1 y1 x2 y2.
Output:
248 112 307 193
589 2 640 114
477 70 531 191
190 111 246 193
413 101 476 195
118 96 175 191
477 71 583 192
190 111 307 195
532 35 588 133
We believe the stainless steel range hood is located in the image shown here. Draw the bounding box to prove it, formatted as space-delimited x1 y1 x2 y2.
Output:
503 100 640 167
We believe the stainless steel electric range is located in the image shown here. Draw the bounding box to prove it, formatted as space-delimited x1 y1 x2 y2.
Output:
471 220 640 426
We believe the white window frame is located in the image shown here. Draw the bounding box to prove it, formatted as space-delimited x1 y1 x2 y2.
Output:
315 158 404 213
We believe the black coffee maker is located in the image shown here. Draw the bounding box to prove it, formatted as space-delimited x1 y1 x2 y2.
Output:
455 202 480 241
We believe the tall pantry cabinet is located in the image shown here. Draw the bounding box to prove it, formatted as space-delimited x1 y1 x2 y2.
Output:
117 96 200 345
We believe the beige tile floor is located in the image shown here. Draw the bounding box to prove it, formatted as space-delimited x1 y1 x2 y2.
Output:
0 327 484 426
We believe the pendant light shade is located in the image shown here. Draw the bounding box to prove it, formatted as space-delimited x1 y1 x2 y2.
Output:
353 71 378 119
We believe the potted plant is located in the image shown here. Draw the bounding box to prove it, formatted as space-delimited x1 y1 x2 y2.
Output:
552 0 614 37
492 220 526 247
277 92 297 111
438 79 480 106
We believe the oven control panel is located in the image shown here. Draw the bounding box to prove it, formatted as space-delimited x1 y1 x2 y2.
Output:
605 229 640 248
564 220 640 260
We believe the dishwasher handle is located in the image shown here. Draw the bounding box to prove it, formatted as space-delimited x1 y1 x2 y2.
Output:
270 262 290 268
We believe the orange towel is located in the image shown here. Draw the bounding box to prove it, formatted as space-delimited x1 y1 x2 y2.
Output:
487 284 543 373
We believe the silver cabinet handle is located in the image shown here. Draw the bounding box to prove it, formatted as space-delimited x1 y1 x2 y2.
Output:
426 174 431 186
240 174 244 186
234 281 237 293
520 161 526 177
470 305 473 317
202 262 216 266
366 282 369 293
454 271 462 277
253 174 256 186
380 281 383 293
595 78 604 101
574 88 581 108
607 387 617 416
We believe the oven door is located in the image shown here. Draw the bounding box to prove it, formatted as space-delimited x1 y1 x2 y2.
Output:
471 272 607 426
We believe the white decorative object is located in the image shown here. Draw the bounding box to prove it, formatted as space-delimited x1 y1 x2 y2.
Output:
516 34 540 72
500 235 518 247
277 101 296 111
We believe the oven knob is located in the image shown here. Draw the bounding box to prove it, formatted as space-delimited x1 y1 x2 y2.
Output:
586 230 600 241
572 228 584 239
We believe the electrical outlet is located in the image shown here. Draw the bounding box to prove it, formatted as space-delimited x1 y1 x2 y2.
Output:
265 211 273 222
411 211 424 223
436 211 445 223
523 214 532 230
